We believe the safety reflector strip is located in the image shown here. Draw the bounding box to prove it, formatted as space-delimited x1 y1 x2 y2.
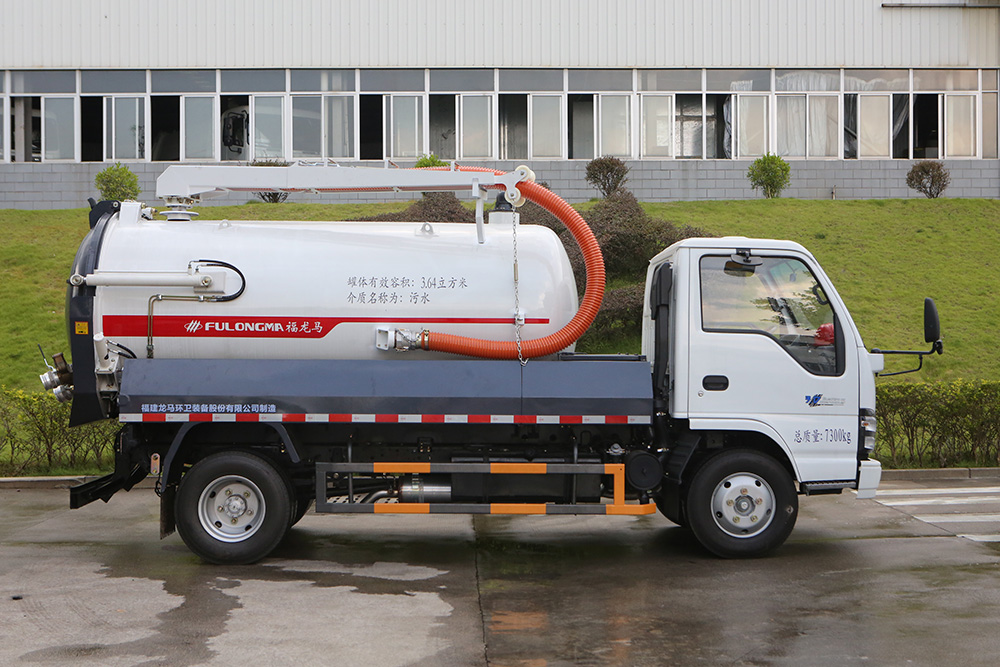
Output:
120 412 651 425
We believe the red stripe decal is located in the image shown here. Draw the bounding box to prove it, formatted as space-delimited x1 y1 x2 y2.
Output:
102 315 551 339
375 414 399 423
143 414 166 422
467 414 491 423
514 415 537 424
559 415 583 424
235 413 259 422
190 413 213 422
421 414 445 423
329 414 352 422
605 415 629 424
282 414 306 422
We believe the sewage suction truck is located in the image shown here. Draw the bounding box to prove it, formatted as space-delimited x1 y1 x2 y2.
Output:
41 163 942 564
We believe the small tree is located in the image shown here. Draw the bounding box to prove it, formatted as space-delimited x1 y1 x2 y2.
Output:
414 153 448 168
94 162 140 201
746 153 791 199
250 159 291 203
906 160 951 199
585 156 630 198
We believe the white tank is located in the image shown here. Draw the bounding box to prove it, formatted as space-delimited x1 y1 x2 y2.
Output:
90 202 579 361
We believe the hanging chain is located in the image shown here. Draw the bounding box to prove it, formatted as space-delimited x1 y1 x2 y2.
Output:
511 197 527 366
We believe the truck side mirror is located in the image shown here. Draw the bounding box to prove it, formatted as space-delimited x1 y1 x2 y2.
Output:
924 297 940 344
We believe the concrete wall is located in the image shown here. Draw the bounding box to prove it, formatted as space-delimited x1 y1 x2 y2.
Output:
0 160 997 210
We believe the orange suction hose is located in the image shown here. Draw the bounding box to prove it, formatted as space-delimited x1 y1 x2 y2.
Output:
419 166 605 359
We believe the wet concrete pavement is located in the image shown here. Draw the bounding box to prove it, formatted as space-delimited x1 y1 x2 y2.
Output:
2 482 1000 666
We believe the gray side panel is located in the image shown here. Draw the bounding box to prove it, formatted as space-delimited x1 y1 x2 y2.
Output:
521 360 652 416
118 359 522 415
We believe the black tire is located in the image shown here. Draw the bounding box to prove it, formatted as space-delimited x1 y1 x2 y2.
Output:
685 448 797 558
289 495 313 528
175 450 293 565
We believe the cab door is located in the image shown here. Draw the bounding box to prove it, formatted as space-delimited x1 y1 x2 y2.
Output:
685 250 859 482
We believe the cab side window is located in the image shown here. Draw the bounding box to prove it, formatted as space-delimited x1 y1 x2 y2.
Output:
700 255 839 375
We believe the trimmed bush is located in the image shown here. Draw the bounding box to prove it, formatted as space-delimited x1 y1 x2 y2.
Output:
746 153 791 199
94 162 140 201
250 159 291 203
906 160 951 199
585 156 630 198
414 153 449 168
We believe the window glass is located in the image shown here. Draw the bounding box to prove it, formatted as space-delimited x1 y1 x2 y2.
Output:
639 70 702 92
222 70 285 93
858 95 890 157
429 95 456 159
809 95 839 158
388 95 423 157
291 69 354 92
431 69 493 92
361 69 424 92
776 95 806 158
12 71 75 94
184 97 214 159
461 95 491 158
675 94 703 158
642 95 673 157
775 70 839 92
114 97 144 159
983 92 998 159
568 69 631 91
945 94 976 157
984 70 999 92
152 70 215 93
737 96 768 157
600 95 630 156
82 70 146 93
292 96 322 158
914 69 978 92
531 95 561 158
844 70 908 91
253 96 284 158
706 69 770 92
499 69 563 91
325 96 354 158
700 255 838 375
568 94 594 158
43 97 75 159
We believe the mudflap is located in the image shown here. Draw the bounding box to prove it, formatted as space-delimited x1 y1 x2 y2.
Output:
160 485 177 539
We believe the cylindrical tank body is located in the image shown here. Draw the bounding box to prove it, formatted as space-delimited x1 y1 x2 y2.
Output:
90 205 578 361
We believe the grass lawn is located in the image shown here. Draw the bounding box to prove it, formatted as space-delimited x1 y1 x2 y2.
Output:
1 197 995 390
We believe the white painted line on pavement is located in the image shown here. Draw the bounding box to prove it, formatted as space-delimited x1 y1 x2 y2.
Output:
958 534 1000 542
876 486 1000 497
880 495 1000 507
913 514 1000 523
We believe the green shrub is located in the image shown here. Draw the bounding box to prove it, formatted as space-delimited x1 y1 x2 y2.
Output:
906 160 951 199
876 381 1000 468
414 153 449 168
249 159 292 203
0 389 118 475
94 162 140 201
746 153 791 199
585 156 630 198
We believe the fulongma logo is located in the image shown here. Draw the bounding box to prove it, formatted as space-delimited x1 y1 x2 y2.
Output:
184 320 203 334
805 394 846 408
805 394 823 407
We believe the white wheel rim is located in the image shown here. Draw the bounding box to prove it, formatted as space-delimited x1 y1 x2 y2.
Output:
197 474 266 543
710 472 775 538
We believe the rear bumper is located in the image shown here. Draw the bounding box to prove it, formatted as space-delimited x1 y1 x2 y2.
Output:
856 459 882 499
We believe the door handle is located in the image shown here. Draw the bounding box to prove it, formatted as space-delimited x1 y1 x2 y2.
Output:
702 375 729 391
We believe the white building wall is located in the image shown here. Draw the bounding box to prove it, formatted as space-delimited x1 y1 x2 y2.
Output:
2 0 997 70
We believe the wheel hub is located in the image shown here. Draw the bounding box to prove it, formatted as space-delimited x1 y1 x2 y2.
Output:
711 473 775 538
197 475 266 543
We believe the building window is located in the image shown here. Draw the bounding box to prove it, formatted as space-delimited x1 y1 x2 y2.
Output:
531 95 562 158
253 96 284 159
291 69 354 93
499 69 563 92
43 97 76 160
675 94 703 159
221 70 285 93
292 95 322 158
428 95 456 158
568 94 594 159
777 94 839 158
388 95 423 158
325 96 354 159
641 95 673 158
599 95 631 157
106 97 145 160
944 94 976 158
461 95 492 158
984 92 998 160
498 94 528 160
736 95 768 158
858 95 891 158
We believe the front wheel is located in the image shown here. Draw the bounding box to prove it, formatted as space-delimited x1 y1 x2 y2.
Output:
175 451 292 564
686 449 798 558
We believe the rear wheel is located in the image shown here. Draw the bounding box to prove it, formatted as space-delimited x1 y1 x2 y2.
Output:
175 451 292 564
686 449 797 558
